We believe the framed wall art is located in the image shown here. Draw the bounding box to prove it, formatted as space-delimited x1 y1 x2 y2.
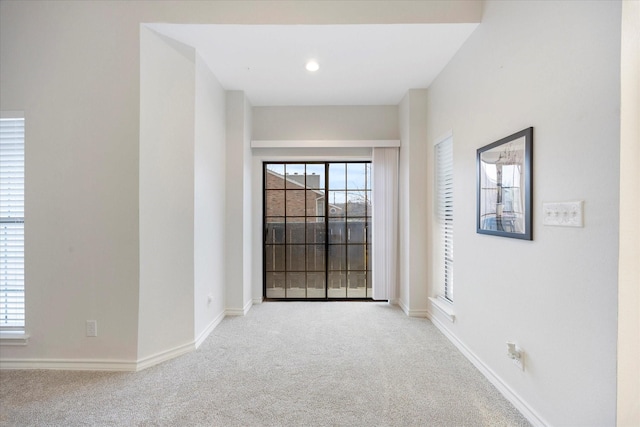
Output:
477 127 533 240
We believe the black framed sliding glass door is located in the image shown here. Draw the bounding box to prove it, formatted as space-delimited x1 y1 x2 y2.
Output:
263 162 372 300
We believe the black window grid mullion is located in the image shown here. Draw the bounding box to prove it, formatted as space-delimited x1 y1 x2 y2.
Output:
324 163 329 299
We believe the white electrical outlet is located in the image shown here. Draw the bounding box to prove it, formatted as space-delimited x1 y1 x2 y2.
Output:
543 201 584 227
86 320 98 337
511 351 525 370
507 342 525 371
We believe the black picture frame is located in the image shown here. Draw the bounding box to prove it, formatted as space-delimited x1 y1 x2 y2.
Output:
477 127 533 240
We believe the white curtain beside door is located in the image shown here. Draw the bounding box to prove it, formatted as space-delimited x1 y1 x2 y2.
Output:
371 147 399 301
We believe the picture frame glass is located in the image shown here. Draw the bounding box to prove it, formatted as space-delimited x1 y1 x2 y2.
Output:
477 128 532 240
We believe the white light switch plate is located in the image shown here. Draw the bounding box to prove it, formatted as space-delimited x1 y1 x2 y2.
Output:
543 201 583 227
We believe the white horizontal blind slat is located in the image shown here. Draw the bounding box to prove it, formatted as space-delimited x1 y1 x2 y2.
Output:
436 137 453 302
0 116 25 329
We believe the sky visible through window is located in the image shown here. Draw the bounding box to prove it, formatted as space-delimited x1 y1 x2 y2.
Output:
267 163 370 205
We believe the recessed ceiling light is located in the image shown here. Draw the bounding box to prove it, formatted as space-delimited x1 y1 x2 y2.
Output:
305 60 320 72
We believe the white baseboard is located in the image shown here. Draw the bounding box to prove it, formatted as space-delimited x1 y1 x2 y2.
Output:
0 358 137 371
398 299 409 315
427 313 549 427
135 341 195 371
243 299 253 314
195 310 226 348
252 297 264 304
226 299 253 316
407 309 429 318
397 299 429 318
0 346 195 372
1 311 229 372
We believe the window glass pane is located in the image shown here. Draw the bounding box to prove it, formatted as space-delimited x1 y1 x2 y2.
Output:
305 164 325 189
284 164 306 189
266 272 285 298
266 164 285 189
347 245 366 270
346 192 368 217
328 219 346 243
327 272 346 298
329 163 346 189
265 190 284 217
306 218 325 244
306 272 325 298
286 245 306 271
306 190 324 216
347 272 367 298
265 245 285 271
286 272 306 298
347 222 366 244
328 245 346 270
328 191 346 217
346 163 366 190
306 245 325 271
264 218 285 244
285 219 305 244
286 190 306 216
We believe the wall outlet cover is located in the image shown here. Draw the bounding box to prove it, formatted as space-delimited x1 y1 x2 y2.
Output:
86 320 98 337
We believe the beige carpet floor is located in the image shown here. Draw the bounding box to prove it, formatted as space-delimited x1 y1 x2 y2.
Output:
0 302 530 426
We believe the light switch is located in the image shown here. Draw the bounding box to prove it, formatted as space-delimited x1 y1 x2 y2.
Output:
543 201 583 227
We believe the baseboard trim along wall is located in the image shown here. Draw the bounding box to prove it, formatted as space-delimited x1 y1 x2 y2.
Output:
0 346 199 372
195 311 226 348
226 299 253 316
427 310 550 427
0 310 231 372
398 299 429 318
136 341 196 371
0 358 138 371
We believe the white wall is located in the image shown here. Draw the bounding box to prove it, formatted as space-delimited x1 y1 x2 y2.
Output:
242 97 254 307
1 0 475 367
140 29 228 361
0 1 142 365
139 29 196 361
251 106 392 302
226 92 253 314
424 1 621 425
194 55 227 343
618 1 640 425
1 4 632 423
252 106 399 141
398 89 429 314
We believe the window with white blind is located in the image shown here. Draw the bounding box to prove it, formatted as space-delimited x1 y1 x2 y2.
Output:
436 136 453 302
0 114 25 330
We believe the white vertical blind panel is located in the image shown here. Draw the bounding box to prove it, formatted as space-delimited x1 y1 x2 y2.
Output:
436 137 453 301
371 147 399 301
0 117 25 329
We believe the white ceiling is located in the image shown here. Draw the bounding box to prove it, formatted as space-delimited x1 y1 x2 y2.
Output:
147 24 478 106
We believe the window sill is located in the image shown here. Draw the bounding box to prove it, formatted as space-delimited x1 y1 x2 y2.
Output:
429 296 455 322
0 331 30 346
